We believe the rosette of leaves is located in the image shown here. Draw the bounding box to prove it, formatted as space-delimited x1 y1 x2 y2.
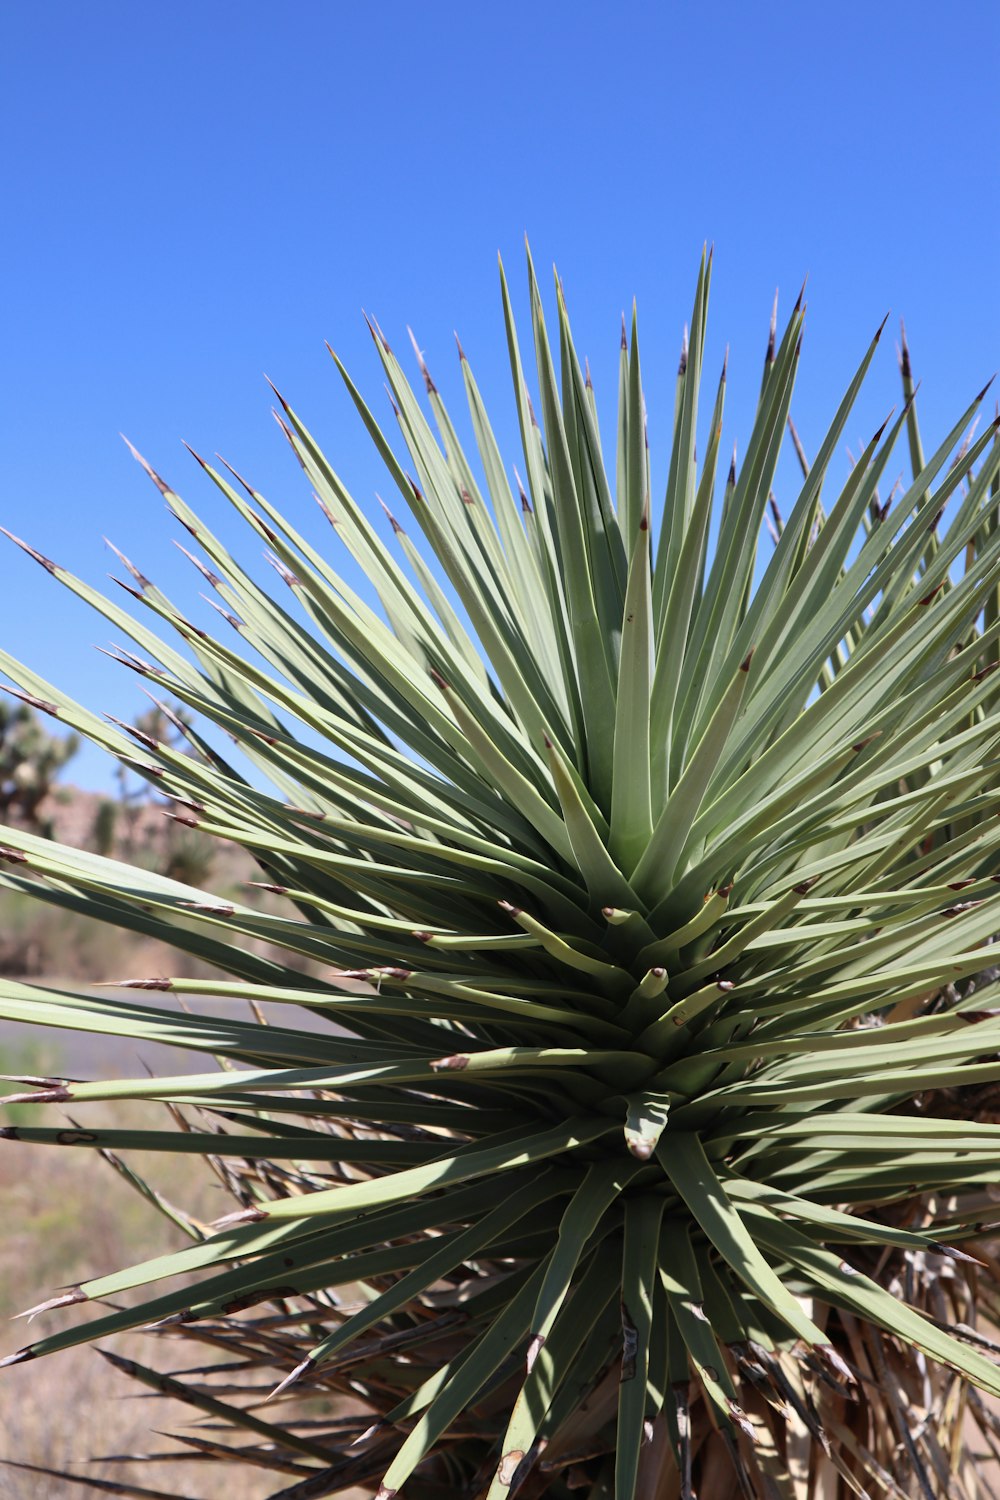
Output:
2 247 1000 1500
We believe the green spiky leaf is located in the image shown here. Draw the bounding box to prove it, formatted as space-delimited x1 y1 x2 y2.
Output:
2 250 1000 1500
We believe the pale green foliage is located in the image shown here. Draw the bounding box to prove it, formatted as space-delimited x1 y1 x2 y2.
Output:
1 250 1000 1499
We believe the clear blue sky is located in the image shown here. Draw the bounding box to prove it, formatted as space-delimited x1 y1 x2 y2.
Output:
2 2 998 790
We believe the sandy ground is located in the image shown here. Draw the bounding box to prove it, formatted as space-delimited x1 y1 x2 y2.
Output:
0 994 364 1499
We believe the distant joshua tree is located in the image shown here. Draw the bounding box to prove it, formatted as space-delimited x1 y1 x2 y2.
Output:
0 700 78 836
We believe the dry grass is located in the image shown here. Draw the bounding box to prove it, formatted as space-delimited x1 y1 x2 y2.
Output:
0 822 339 1499
0 1027 284 1497
0 1022 362 1499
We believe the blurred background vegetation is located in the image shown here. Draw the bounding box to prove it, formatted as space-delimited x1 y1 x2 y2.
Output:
0 703 320 1497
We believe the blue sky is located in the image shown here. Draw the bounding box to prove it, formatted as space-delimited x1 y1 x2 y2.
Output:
2 2 998 790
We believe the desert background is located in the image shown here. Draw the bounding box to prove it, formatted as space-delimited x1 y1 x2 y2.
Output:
0 718 326 1497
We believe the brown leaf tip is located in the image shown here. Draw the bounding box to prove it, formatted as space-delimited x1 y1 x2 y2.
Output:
18 1287 87 1320
268 1354 316 1402
728 1400 757 1441
872 411 893 445
214 1204 268 1228
377 496 404 535
407 328 436 393
739 646 755 673
120 435 171 496
104 538 152 590
174 540 220 588
0 1347 37 1369
1 1087 72 1105
284 803 326 822
869 310 889 346
818 1343 856 1385
10 689 60 718
0 527 58 574
166 810 200 829
940 1244 984 1265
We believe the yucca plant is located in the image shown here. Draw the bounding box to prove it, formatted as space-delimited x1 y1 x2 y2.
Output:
2 247 1000 1500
